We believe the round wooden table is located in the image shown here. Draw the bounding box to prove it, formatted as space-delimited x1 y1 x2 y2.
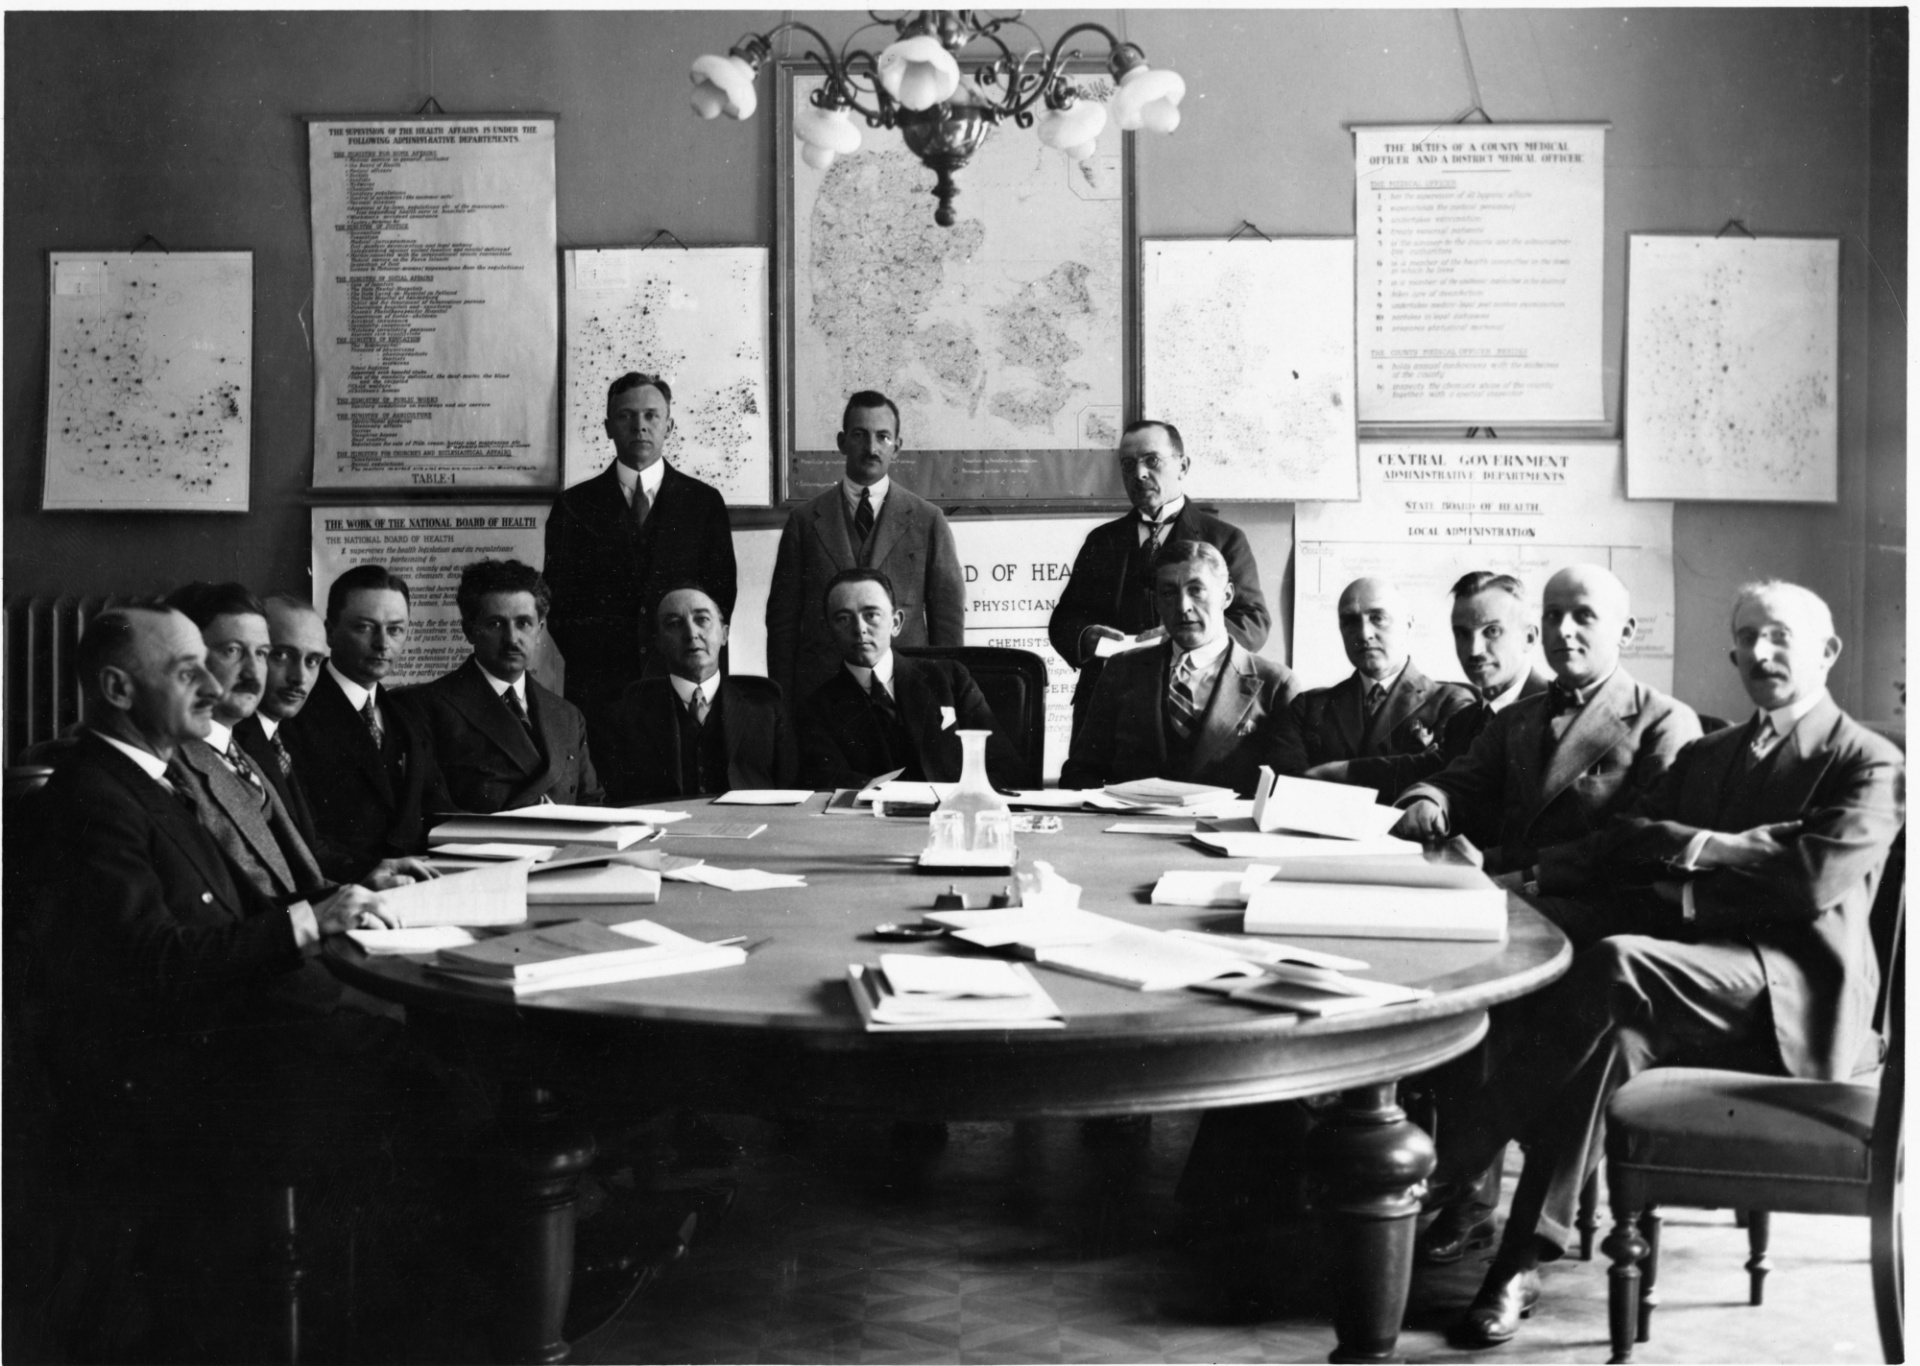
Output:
330 798 1571 1364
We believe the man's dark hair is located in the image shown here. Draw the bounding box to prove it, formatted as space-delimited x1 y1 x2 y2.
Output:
326 565 411 627
823 566 896 615
841 390 901 439
1153 538 1229 581
1122 418 1185 462
75 598 175 700
608 371 673 412
1450 571 1528 605
654 580 728 630
164 581 266 631
456 559 551 625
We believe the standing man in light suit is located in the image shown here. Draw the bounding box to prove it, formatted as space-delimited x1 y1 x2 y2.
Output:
1049 419 1270 740
766 391 965 708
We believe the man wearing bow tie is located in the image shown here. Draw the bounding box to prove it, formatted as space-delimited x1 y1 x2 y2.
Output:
408 558 603 813
1049 419 1270 740
1392 563 1701 882
795 568 1013 790
283 565 454 883
1271 575 1476 787
1431 580 1902 1348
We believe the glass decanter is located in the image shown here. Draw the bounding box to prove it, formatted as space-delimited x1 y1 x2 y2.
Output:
927 730 1015 863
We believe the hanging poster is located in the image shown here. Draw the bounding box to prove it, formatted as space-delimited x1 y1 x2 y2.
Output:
1625 235 1839 503
780 66 1128 505
1293 441 1673 693
563 247 772 505
43 251 252 512
308 116 558 489
1141 238 1358 501
310 504 560 690
1354 124 1606 424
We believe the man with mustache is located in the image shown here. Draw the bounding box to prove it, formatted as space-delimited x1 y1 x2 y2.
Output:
545 372 738 757
795 567 1012 789
409 558 603 812
1271 575 1475 791
1049 419 1270 741
238 593 331 847
283 564 454 883
1430 581 1902 1347
767 391 965 709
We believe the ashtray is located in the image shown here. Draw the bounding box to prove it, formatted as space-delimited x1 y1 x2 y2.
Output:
868 921 948 942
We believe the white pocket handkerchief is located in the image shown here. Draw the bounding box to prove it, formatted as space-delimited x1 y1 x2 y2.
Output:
941 705 957 730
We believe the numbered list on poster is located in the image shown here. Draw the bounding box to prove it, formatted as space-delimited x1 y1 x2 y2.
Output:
309 119 558 488
1355 125 1605 423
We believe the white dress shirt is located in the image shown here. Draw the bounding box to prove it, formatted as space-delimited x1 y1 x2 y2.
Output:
670 671 723 713
616 457 666 509
1171 633 1233 709
845 650 898 698
475 661 529 711
326 661 377 716
842 474 891 524
257 714 281 741
1135 495 1186 545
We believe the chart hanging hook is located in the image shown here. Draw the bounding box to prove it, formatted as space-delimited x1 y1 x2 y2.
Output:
1226 221 1273 243
413 96 446 116
130 233 170 254
1716 219 1757 239
642 229 690 251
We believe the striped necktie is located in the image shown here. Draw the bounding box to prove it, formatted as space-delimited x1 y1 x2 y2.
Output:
854 488 876 543
1168 659 1201 739
226 738 266 796
268 729 294 777
502 685 533 734
361 695 384 749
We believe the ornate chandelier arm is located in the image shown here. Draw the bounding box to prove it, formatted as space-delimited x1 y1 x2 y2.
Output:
999 23 1145 120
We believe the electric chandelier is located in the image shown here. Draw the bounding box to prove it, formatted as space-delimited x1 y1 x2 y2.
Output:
690 10 1186 226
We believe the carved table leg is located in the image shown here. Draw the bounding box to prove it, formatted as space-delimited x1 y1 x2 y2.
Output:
492 1085 597 1365
1307 1082 1437 1364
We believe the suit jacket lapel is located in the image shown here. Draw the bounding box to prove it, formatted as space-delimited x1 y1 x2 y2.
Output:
811 487 857 571
1540 669 1636 807
1135 646 1173 772
452 660 546 772
180 740 297 892
87 735 243 910
1330 675 1367 754
586 462 636 543
314 671 395 802
1367 662 1430 749
864 487 911 570
1188 644 1259 772
1724 697 1842 827
517 677 569 801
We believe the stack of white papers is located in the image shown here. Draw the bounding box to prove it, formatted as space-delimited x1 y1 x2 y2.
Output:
1244 877 1507 941
431 816 658 851
430 918 746 996
1249 768 1405 840
1150 866 1279 908
347 925 478 956
491 803 690 826
1007 789 1100 810
1197 962 1434 1016
924 907 1266 992
374 860 531 928
713 789 814 806
1191 831 1422 860
847 956 1063 1030
662 864 806 891
1093 631 1160 659
525 864 663 907
432 841 559 862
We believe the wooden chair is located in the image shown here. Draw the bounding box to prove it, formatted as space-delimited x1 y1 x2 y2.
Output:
897 645 1049 788
1599 837 1906 1363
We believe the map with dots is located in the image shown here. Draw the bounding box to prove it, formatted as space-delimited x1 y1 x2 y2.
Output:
562 248 771 506
43 252 251 511
1625 235 1839 503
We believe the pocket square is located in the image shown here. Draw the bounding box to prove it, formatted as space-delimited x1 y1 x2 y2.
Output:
940 706 957 730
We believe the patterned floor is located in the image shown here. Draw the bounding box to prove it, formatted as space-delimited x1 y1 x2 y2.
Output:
572 1113 1884 1365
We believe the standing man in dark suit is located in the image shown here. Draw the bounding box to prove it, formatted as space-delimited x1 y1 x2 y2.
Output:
1270 575 1474 782
1060 540 1296 796
1393 564 1702 882
796 568 1014 790
283 565 454 884
1433 581 1903 1347
408 558 602 813
545 372 738 752
1049 419 1270 739
767 391 965 708
602 585 797 802
1314 570 1551 799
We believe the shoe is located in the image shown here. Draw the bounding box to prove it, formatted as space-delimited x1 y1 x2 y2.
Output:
1417 1202 1497 1265
1454 1267 1542 1347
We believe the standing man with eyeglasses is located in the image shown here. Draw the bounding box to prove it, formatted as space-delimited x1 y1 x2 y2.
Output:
766 390 965 708
1049 419 1270 741
545 371 738 757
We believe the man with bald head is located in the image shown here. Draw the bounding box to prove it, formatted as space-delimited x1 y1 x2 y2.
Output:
1431 581 1902 1346
236 594 331 847
1393 563 1700 878
1270 575 1474 784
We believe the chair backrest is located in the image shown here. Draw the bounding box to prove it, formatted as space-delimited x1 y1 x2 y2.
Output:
897 646 1047 789
1870 828 1905 1037
1697 714 1734 735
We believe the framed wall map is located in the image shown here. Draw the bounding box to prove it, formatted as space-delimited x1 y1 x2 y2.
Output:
777 63 1131 505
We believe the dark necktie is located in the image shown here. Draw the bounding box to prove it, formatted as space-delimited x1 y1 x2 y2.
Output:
854 488 876 543
1168 660 1201 739
1143 516 1167 554
361 694 384 749
689 690 709 729
869 676 896 721
163 758 202 816
1365 682 1387 716
1741 715 1778 772
268 729 294 777
631 481 652 532
502 686 533 734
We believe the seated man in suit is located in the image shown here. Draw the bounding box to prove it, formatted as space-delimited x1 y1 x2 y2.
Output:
1312 570 1551 799
796 567 1015 790
1271 575 1474 787
409 558 603 812
239 593 330 849
603 584 797 802
283 564 454 883
1048 419 1271 739
767 391 966 707
168 582 428 897
1433 580 1903 1347
1061 539 1295 795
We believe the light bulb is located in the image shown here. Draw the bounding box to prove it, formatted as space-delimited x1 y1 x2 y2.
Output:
876 35 961 112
